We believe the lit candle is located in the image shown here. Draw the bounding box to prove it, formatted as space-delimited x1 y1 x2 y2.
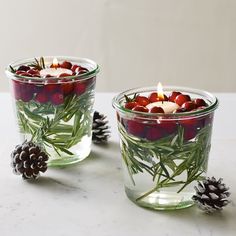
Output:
40 58 73 77
146 83 179 113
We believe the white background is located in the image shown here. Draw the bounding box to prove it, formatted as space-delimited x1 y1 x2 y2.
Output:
0 0 236 92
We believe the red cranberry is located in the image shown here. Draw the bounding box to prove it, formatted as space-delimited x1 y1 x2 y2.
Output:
194 98 207 107
27 69 40 76
181 101 196 111
145 126 164 141
61 80 74 95
17 65 30 71
51 92 64 105
125 101 138 110
35 92 49 104
77 69 88 75
161 121 177 135
149 106 164 113
135 96 150 106
20 72 32 77
16 70 26 75
196 106 206 110
174 107 187 113
12 80 22 100
13 82 35 102
44 84 60 93
75 82 86 95
148 92 168 102
44 74 53 78
71 65 80 72
169 91 181 102
174 94 191 106
59 73 72 78
21 93 33 102
60 61 72 69
132 106 149 112
184 127 198 140
126 120 145 137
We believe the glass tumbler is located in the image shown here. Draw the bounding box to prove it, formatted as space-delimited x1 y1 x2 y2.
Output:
6 56 99 167
113 86 218 210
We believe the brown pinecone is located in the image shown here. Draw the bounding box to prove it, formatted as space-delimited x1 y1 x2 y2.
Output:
11 141 48 180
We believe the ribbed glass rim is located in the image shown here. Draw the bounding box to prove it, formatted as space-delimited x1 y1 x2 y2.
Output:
5 56 100 83
112 86 219 120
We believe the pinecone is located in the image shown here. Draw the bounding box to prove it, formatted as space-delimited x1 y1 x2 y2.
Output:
192 177 230 213
92 111 110 144
11 141 48 180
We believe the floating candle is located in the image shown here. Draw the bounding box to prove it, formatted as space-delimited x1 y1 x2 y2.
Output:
40 58 73 77
146 83 179 113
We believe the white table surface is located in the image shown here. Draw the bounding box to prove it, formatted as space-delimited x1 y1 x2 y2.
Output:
0 92 235 236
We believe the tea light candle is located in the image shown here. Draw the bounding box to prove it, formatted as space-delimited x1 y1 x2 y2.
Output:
40 58 73 77
146 83 179 113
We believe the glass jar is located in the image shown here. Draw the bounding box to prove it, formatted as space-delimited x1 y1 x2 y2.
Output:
6 56 99 167
112 86 218 210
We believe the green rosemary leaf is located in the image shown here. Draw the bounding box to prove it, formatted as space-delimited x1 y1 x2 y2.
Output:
9 65 16 73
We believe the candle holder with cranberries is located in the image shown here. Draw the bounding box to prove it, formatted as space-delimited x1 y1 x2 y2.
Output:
112 85 218 210
6 56 99 166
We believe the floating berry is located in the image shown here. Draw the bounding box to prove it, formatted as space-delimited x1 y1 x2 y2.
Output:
126 120 145 137
44 84 60 93
184 127 198 140
20 72 32 77
149 106 164 113
60 61 72 69
174 107 187 113
160 121 177 135
180 118 198 140
44 74 54 78
145 126 164 141
35 92 49 104
194 98 207 108
17 65 30 71
77 69 89 75
71 65 80 72
12 80 22 100
61 79 74 95
59 73 72 78
15 70 26 75
27 69 40 76
148 92 168 102
169 91 181 102
75 82 86 95
51 92 64 105
132 106 149 112
174 94 191 106
135 96 150 106
181 101 196 111
125 101 138 110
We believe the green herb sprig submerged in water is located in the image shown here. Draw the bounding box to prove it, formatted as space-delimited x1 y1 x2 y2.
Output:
16 86 94 159
119 122 212 202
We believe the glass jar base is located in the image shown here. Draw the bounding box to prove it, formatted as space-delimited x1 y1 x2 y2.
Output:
47 148 91 167
125 187 194 210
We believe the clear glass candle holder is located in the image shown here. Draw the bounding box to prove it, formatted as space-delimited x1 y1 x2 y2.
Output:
112 86 218 210
6 56 99 167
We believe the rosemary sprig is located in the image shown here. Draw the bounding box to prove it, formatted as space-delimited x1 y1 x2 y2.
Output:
28 57 46 70
119 122 212 201
15 86 94 158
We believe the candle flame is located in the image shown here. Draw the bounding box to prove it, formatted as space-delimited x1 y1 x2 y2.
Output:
52 58 59 68
157 82 164 100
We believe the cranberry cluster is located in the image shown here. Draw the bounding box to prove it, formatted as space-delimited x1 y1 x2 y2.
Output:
120 91 211 141
12 61 92 104
124 91 207 113
15 60 88 78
